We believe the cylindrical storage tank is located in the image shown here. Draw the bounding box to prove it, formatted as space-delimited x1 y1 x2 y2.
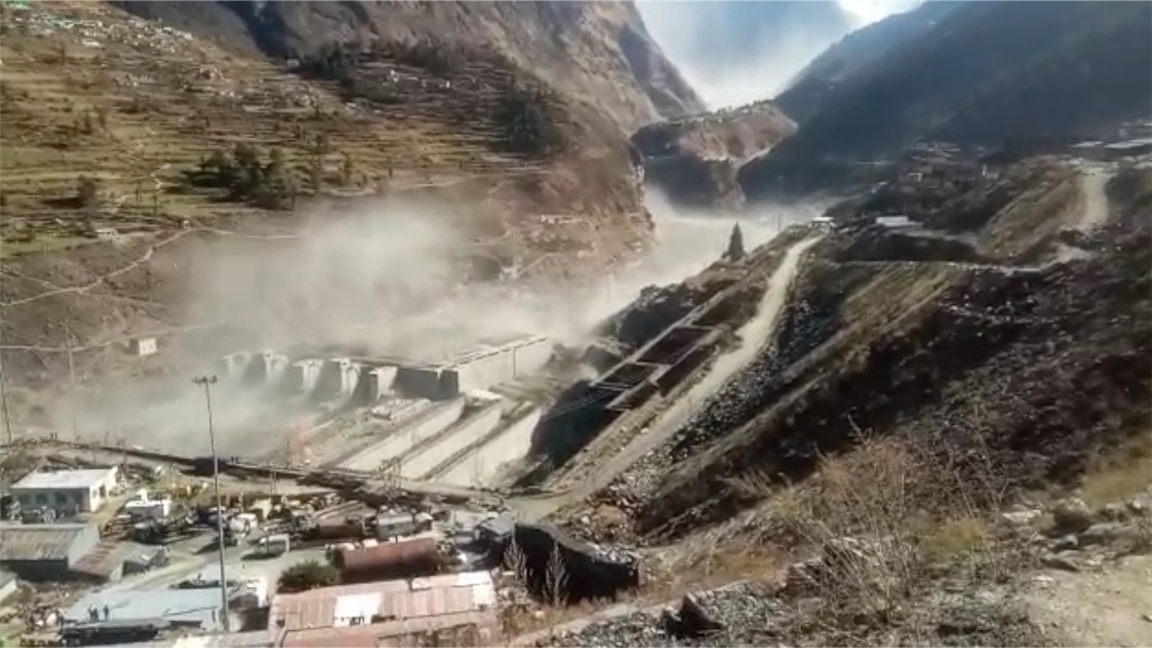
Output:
311 521 362 541
335 538 441 583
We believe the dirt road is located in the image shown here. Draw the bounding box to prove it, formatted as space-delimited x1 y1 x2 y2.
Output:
1074 162 1112 232
512 236 822 521
1026 554 1152 647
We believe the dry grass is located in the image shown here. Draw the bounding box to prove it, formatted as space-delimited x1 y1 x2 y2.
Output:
1079 428 1152 506
498 536 606 641
715 433 1018 641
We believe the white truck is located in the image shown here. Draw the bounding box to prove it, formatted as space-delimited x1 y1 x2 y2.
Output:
259 533 291 557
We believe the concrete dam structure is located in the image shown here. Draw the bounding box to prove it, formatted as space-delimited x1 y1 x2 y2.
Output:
393 336 554 400
212 336 553 487
336 397 469 473
432 405 543 488
217 335 552 404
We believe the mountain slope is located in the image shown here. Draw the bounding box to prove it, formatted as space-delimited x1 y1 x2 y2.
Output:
0 0 698 380
740 1 1152 198
775 1 965 125
111 0 704 133
631 102 796 209
621 157 1152 539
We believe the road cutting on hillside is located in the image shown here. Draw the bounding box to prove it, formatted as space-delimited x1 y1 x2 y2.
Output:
512 235 822 521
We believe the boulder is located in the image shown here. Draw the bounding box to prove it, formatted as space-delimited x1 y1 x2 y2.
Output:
676 593 725 637
1098 503 1131 522
1078 522 1130 547
1127 494 1151 518
1049 534 1079 552
1001 508 1043 526
1051 498 1095 534
1040 554 1081 572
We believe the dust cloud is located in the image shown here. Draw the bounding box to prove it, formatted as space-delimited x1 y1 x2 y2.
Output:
52 190 824 455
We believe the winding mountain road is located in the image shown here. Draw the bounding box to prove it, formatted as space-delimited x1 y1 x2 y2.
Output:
511 235 822 521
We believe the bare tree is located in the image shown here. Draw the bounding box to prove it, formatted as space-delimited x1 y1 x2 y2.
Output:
544 543 568 607
503 536 528 582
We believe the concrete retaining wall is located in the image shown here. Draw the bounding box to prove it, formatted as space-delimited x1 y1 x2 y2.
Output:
310 358 363 401
338 397 467 472
261 352 290 384
220 352 254 379
401 402 505 479
396 366 445 400
442 337 553 395
289 359 324 394
365 366 398 400
436 406 542 488
346 401 466 468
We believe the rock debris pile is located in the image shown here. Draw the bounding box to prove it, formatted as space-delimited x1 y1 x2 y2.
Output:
1022 492 1152 572
549 582 785 647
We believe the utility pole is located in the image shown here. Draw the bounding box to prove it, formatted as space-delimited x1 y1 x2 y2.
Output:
776 176 784 234
193 374 229 633
63 318 79 441
0 360 13 444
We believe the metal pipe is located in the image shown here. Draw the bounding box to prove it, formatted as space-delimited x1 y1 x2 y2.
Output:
193 374 229 632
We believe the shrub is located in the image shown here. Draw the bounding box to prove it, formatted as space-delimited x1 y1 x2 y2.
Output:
299 42 357 83
185 143 294 209
393 39 457 76
76 175 100 207
278 560 338 593
494 83 567 156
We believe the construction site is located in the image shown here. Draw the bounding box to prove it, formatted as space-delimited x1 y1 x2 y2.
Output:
114 334 555 491
0 216 806 647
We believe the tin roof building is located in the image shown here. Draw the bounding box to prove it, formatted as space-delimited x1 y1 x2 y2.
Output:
269 571 498 647
0 523 99 581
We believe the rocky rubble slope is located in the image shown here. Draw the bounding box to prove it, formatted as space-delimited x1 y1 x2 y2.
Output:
631 102 795 210
543 481 1151 647
113 0 703 134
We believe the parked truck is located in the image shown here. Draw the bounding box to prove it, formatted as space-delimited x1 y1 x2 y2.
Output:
256 533 291 558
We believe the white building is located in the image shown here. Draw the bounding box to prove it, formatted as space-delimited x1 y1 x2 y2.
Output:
11 467 120 514
129 337 158 356
875 215 915 229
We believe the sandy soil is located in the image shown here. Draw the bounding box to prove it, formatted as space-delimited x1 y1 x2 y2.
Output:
1026 554 1152 647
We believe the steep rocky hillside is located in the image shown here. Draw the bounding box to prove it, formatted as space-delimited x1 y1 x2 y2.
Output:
0 0 699 381
775 1 964 125
631 102 796 210
588 157 1152 539
741 1 1152 198
111 0 703 134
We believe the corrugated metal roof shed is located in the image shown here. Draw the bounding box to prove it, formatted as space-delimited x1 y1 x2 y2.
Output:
281 610 498 648
71 541 129 580
0 523 92 561
271 571 496 631
12 468 116 490
103 630 277 648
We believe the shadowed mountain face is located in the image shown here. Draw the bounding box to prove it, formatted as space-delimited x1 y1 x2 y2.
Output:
777 1 965 125
739 0 1152 199
111 0 705 131
637 0 853 109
